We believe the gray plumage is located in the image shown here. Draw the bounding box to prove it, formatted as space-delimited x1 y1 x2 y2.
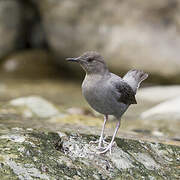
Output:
66 51 148 154
82 72 135 119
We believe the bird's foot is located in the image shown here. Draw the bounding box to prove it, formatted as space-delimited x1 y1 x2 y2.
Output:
98 141 116 155
89 135 109 149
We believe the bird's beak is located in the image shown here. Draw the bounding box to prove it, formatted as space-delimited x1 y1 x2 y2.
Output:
66 57 80 62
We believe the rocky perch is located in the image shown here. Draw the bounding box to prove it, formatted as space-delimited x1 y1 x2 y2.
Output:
0 127 179 179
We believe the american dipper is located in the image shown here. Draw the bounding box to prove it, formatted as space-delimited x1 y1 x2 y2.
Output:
66 51 148 154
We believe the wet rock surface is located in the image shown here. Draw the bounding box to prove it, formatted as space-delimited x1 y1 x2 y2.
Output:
0 127 179 179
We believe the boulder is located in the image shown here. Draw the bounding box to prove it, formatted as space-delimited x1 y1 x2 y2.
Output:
137 85 180 103
141 96 180 120
35 0 180 82
10 96 60 118
0 0 23 59
0 50 59 79
0 127 179 179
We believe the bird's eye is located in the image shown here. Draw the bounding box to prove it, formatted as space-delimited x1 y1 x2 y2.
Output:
87 58 94 62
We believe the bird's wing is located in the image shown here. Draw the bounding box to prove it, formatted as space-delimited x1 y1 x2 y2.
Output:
110 74 137 105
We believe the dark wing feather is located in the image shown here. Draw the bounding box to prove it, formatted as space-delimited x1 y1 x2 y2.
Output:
114 80 137 105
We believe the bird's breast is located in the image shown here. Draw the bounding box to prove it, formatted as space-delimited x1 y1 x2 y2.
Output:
82 76 116 115
82 77 103 104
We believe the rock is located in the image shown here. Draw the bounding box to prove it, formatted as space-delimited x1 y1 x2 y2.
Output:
10 96 60 118
141 96 180 120
66 107 85 115
0 1 46 59
35 0 180 82
49 114 103 127
0 0 23 59
137 85 180 103
0 127 179 179
0 77 179 138
21 1 46 49
0 50 59 79
152 130 164 137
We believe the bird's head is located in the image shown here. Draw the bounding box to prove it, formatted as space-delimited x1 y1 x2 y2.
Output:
66 51 108 74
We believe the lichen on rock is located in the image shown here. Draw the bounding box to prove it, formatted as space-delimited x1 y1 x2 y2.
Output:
0 127 179 179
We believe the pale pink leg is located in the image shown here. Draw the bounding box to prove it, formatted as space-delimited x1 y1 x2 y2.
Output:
99 119 121 154
89 115 108 148
98 115 108 148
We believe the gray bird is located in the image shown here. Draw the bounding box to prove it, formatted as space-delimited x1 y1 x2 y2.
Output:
66 51 148 154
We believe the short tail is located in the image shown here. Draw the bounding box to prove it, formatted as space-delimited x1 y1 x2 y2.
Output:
123 69 148 93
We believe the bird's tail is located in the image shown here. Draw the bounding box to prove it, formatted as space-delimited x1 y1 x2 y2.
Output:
123 69 148 93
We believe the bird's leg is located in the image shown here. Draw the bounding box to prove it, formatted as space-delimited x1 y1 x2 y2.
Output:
99 119 121 155
89 115 108 148
98 115 108 148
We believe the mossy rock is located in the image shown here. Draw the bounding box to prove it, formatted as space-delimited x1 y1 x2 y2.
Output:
0 127 179 179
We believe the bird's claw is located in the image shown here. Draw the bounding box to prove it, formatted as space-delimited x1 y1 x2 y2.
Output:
98 144 112 155
89 136 109 149
89 135 117 154
98 141 116 155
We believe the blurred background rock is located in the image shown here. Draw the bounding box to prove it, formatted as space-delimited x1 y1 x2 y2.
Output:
0 0 180 82
0 0 179 145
